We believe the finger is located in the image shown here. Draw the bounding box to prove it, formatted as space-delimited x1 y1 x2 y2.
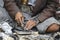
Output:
25 23 30 30
27 23 33 30
15 18 19 24
27 22 36 30
15 18 17 21
18 18 21 25
26 21 32 29
19 17 22 24
21 17 24 25
21 16 24 22
25 22 29 28
25 21 30 28
25 23 33 30
15 18 17 20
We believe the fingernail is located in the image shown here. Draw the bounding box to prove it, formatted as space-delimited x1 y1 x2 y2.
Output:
25 28 28 30
26 28 28 30
24 27 26 29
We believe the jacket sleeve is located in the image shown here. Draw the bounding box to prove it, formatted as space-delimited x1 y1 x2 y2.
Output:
3 0 21 19
32 0 58 23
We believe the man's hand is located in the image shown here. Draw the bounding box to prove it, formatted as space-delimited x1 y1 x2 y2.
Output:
15 12 24 25
25 20 37 30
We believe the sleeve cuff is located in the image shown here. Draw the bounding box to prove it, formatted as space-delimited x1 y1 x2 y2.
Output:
36 17 60 33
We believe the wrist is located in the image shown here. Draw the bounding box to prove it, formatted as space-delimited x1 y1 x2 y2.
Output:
30 16 41 25
31 18 40 25
16 12 22 15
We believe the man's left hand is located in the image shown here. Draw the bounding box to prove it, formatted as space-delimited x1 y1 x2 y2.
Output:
25 20 37 30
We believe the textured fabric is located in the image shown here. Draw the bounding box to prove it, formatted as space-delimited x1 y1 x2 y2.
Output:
35 0 57 22
0 7 11 22
3 0 47 19
0 7 15 28
0 0 14 27
3 0 58 23
23 13 31 20
3 0 59 32
3 0 21 19
36 17 60 33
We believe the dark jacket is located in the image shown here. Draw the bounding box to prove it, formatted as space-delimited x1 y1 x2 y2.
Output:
3 0 59 23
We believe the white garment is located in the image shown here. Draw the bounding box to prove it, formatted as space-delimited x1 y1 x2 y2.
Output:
0 22 12 35
0 32 14 40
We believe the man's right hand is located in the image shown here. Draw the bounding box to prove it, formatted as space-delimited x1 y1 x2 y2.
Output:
15 12 24 25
